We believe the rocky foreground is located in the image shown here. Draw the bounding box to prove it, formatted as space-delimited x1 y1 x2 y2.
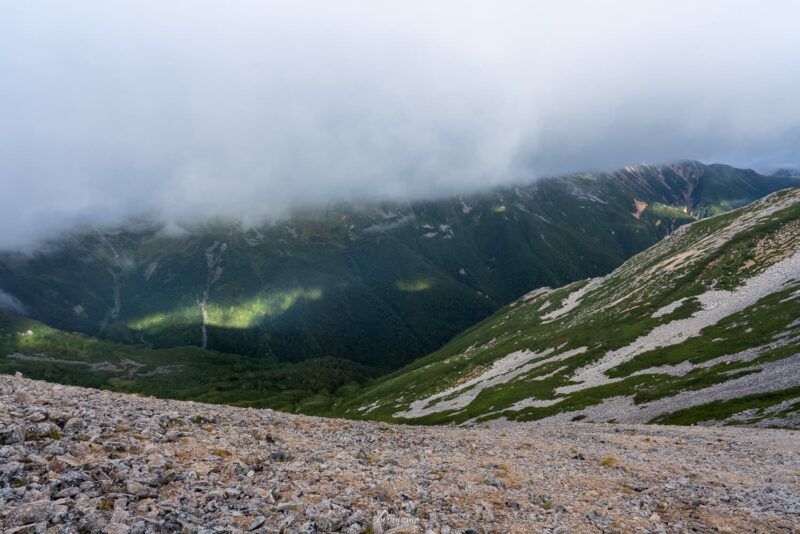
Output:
1 375 798 533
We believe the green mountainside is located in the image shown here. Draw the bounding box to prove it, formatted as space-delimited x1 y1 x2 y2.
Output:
338 188 800 428
2 161 796 377
0 310 374 413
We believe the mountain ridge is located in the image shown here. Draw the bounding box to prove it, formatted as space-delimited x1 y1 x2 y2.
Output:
338 187 800 427
2 161 796 374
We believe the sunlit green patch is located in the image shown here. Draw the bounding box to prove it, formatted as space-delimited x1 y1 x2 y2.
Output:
0 310 377 414
395 279 433 292
646 202 694 221
206 288 323 328
128 287 324 331
128 308 198 330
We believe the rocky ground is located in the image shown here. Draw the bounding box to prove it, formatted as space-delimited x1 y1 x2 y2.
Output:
1 375 798 533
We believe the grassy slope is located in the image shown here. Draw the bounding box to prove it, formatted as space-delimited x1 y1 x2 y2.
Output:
0 310 377 413
335 189 800 426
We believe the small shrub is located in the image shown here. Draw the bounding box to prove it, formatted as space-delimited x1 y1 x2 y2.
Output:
494 463 511 477
212 448 232 459
600 456 617 468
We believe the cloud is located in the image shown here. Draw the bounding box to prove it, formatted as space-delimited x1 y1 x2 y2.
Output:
0 290 26 315
1 1 799 249
362 215 416 235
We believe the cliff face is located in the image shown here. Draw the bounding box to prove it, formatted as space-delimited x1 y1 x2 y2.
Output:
2 375 799 533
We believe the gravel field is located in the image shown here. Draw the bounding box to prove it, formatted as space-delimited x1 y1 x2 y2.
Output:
2 375 799 533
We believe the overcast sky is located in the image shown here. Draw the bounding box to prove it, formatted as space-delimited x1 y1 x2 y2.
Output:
1 1 799 249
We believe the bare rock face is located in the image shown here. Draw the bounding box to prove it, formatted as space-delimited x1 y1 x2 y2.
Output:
1 375 799 533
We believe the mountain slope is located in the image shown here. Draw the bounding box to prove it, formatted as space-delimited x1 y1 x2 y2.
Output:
0 310 376 413
2 161 796 371
339 188 800 427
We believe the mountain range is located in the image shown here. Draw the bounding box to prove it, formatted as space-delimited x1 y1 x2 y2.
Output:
1 160 798 415
339 188 800 427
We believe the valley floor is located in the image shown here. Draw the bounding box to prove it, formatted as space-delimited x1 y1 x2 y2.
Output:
1 376 798 533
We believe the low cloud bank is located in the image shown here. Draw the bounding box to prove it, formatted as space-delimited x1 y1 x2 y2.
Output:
1 1 799 249
0 290 26 315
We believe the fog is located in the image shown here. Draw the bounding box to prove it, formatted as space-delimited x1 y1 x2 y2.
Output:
0 289 26 314
1 1 799 249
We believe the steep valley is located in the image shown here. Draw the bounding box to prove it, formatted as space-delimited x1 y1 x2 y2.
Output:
1 162 797 414
340 188 800 428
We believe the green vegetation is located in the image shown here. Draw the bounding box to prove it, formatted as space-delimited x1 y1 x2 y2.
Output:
0 162 797 418
651 387 800 426
334 188 800 427
599 456 618 468
0 310 378 413
3 161 794 375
